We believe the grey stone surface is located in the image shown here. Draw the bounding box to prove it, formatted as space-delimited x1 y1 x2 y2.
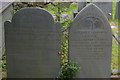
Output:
77 1 112 20
78 0 86 12
0 2 13 59
0 3 13 78
69 3 112 78
118 1 120 20
5 8 61 78
92 1 112 19
115 1 120 20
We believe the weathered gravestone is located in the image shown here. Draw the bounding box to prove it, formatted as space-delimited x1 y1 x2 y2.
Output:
69 3 112 78
119 1 120 20
76 1 112 20
115 0 120 20
5 8 61 78
0 2 13 59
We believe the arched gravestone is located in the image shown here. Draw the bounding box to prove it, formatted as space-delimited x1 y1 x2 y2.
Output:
5 8 61 78
69 3 112 78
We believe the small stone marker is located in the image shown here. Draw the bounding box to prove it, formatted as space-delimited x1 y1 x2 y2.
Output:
115 0 120 19
5 8 61 78
119 1 120 20
69 3 112 78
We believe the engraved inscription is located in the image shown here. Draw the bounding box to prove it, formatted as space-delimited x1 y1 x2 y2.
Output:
72 16 108 59
73 31 110 59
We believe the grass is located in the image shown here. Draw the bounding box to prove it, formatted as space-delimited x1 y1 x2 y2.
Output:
110 19 119 73
110 19 120 37
1 50 6 78
112 38 119 70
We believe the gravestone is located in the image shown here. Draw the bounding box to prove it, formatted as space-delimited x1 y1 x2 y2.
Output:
115 0 120 20
119 1 120 20
0 2 13 58
5 8 61 78
69 3 112 78
92 1 112 19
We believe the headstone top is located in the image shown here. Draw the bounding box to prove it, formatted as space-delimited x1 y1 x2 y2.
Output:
12 8 54 26
73 3 111 32
75 3 108 22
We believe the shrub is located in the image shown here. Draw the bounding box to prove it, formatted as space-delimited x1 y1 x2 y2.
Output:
59 61 80 80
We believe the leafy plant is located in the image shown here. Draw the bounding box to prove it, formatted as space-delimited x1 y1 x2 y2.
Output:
2 53 6 72
59 61 80 80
